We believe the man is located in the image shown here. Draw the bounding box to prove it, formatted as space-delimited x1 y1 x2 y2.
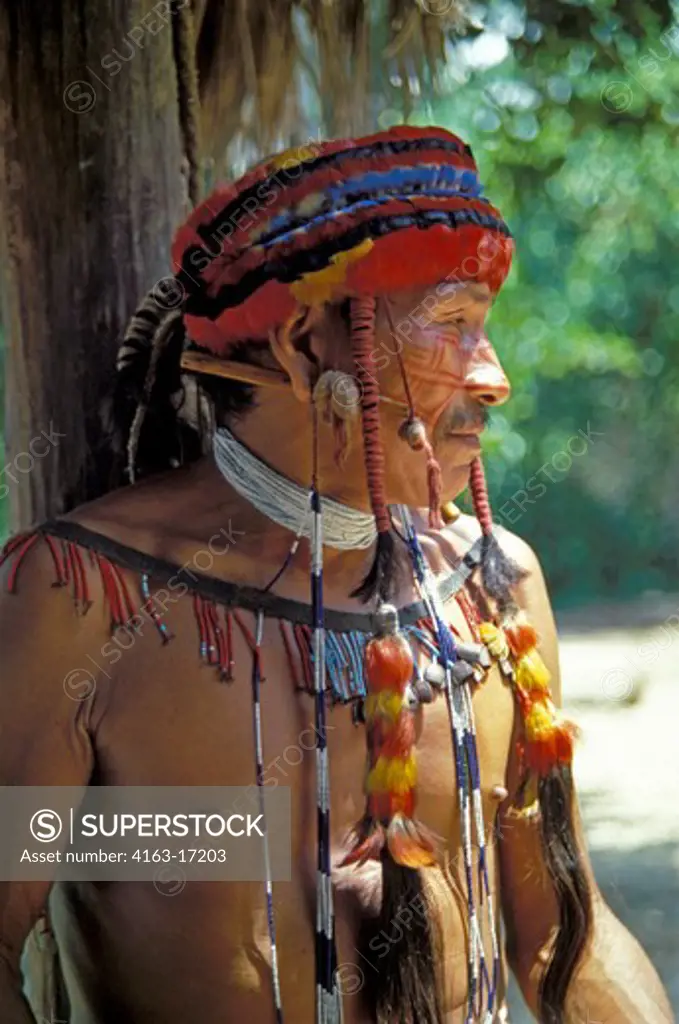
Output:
0 126 672 1023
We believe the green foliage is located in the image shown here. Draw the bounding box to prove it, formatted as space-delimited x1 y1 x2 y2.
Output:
388 2 679 606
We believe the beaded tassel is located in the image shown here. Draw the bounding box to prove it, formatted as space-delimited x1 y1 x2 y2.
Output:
61 541 91 612
289 624 368 703
140 572 173 643
1 532 172 644
459 679 501 1018
288 618 490 710
192 594 234 681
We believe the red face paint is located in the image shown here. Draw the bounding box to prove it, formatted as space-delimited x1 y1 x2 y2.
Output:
394 323 510 431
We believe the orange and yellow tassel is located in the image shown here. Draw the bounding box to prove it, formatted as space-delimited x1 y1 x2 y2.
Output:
342 605 436 869
481 613 580 817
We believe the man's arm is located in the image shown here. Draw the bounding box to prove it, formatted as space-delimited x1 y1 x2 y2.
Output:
0 539 105 1022
496 532 673 1024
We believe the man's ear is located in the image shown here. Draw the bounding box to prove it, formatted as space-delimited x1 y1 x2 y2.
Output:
268 307 321 403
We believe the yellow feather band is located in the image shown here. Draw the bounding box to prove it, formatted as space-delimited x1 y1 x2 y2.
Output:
367 754 417 795
478 622 509 660
268 144 320 173
514 648 551 694
523 698 558 742
364 690 403 723
289 238 375 305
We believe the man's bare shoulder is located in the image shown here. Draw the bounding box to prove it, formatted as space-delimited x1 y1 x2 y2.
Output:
444 512 542 578
400 507 544 593
437 513 558 658
0 467 192 613
34 461 292 593
423 509 543 592
55 460 253 574
60 463 204 551
491 520 553 612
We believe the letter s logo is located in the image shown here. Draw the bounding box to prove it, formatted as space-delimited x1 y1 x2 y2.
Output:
30 809 63 843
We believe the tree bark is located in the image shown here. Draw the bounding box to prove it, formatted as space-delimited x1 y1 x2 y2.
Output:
0 0 187 531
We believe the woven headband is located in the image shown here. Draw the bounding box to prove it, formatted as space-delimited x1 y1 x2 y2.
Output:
171 125 514 354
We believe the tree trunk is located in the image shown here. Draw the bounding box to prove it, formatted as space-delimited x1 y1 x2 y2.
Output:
0 0 187 531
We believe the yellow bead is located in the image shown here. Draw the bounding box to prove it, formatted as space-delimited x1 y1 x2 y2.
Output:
479 622 499 643
441 501 461 524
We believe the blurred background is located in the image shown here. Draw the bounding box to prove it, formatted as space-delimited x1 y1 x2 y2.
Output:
0 0 678 1019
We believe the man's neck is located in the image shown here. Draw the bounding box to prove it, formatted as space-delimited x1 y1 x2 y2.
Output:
228 390 374 513
167 457 383 605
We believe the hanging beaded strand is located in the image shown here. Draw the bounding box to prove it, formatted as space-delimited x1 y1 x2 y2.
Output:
398 509 484 1014
310 399 342 1024
398 506 499 1023
243 609 284 1023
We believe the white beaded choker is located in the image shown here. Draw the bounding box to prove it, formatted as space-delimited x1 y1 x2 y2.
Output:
212 427 378 550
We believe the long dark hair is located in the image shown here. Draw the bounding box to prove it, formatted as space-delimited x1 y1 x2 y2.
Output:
538 767 593 1022
357 858 442 1023
354 766 593 1024
106 294 256 485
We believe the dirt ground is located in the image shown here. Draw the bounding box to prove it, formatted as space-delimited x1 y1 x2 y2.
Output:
507 597 679 1022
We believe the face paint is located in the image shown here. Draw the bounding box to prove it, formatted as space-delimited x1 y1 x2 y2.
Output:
395 323 509 431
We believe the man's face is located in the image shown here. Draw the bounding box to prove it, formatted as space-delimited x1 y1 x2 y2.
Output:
372 280 510 506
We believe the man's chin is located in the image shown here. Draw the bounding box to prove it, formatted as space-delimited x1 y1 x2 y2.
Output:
440 465 473 501
385 467 470 511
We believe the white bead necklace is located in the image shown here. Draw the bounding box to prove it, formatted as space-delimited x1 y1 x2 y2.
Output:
212 427 378 551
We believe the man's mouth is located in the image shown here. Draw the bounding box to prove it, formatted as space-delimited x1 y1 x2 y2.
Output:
432 404 488 445
442 430 483 448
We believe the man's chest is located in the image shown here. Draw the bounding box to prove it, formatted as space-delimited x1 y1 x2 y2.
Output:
90 595 517 848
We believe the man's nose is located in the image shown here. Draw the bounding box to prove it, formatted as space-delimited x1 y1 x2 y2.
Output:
463 338 511 406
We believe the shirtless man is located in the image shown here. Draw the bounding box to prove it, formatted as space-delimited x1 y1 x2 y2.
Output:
0 126 672 1023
